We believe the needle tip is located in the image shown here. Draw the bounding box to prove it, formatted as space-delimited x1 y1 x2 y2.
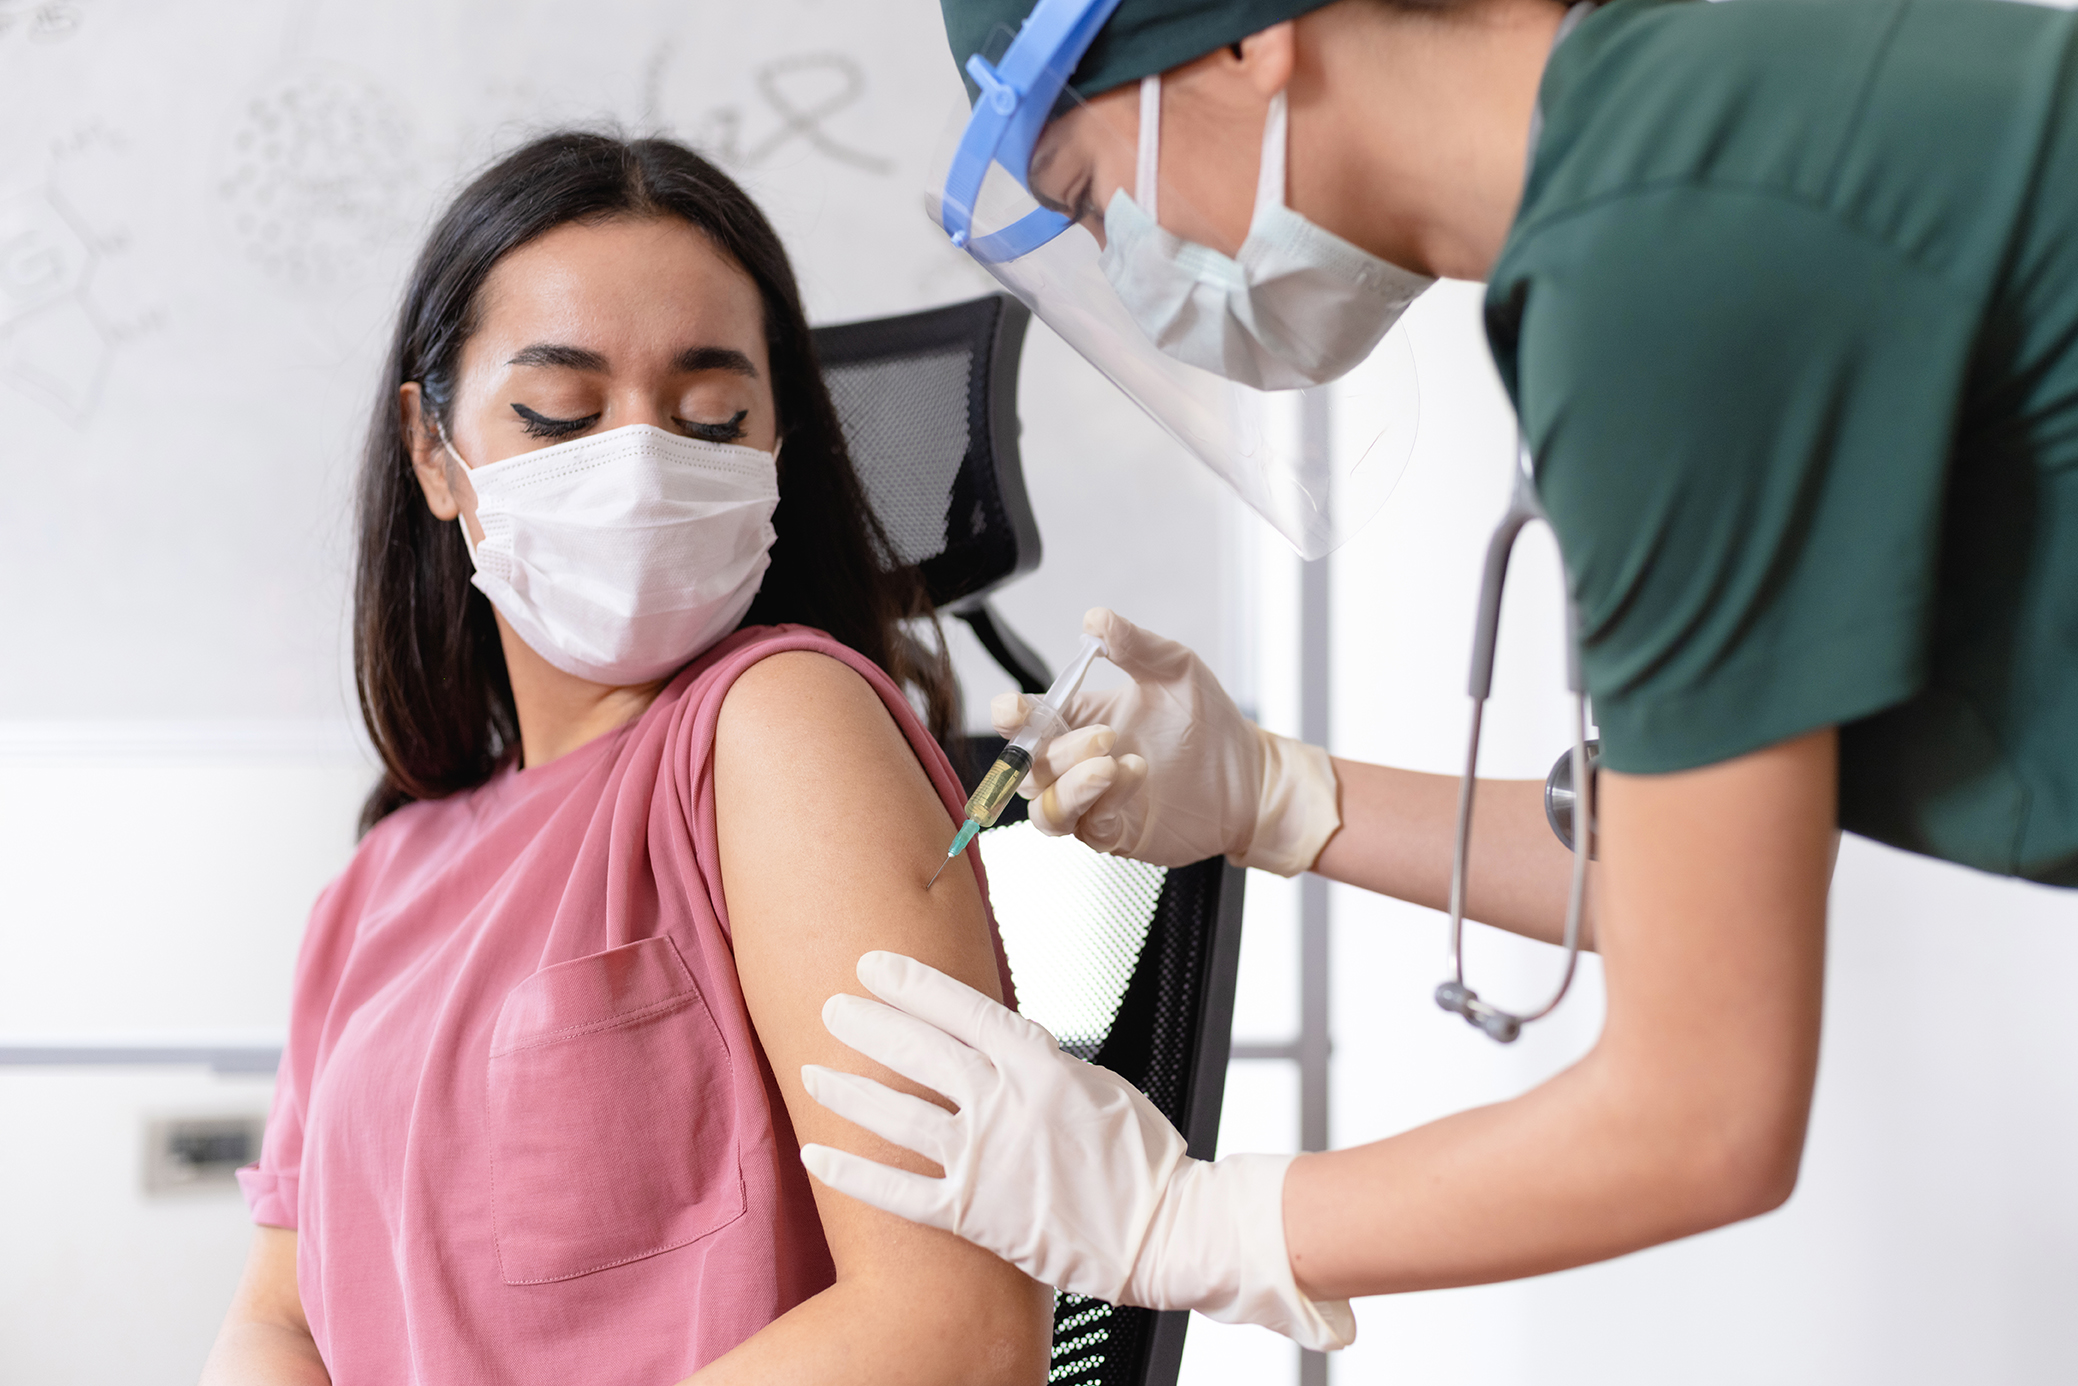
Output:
925 820 981 890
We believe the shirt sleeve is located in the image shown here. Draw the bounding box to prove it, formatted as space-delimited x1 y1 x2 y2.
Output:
236 864 367 1230
1492 184 1978 773
236 1104 300 1229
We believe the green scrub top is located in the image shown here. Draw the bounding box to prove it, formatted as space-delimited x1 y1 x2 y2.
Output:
1485 0 2078 886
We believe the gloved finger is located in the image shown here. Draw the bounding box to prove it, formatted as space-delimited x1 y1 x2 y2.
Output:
980 689 1030 735
856 950 1059 1057
799 1143 954 1231
800 1064 958 1168
1029 756 1118 834
1014 725 1118 804
1084 607 1198 686
991 690 1123 746
822 992 996 1106
1074 753 1149 855
988 691 1034 739
1029 724 1116 792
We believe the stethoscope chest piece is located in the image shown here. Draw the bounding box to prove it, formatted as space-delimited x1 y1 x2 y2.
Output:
1543 739 1600 858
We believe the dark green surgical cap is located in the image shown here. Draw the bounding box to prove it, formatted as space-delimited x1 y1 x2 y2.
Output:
941 0 1337 103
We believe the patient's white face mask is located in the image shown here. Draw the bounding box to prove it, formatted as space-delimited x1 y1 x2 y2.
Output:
440 421 781 685
1098 77 1434 390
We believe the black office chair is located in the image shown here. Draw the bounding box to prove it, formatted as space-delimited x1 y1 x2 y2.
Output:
813 295 1249 1386
814 293 1052 697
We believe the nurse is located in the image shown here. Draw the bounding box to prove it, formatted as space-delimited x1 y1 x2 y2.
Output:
798 0 2078 1350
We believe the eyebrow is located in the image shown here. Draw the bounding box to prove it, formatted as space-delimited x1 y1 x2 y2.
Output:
503 343 759 378
676 345 759 378
506 343 609 371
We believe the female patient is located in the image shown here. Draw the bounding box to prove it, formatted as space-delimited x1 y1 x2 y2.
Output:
201 132 1052 1385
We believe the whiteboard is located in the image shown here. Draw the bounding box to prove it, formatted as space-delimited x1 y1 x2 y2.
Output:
0 0 1153 724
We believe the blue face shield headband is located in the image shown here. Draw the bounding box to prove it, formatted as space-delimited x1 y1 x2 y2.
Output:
930 0 1424 562
940 0 1126 263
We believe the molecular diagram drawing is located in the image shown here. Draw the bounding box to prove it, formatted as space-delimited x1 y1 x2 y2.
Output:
0 164 157 427
216 66 422 294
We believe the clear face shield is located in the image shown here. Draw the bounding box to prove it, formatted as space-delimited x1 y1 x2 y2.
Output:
931 1 1423 560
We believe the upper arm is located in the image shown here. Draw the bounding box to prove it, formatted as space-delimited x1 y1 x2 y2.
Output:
226 1227 308 1334
1591 726 1837 1213
201 1227 327 1386
713 653 1049 1346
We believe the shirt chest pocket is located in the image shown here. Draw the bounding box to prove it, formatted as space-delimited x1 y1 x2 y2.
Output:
487 935 746 1284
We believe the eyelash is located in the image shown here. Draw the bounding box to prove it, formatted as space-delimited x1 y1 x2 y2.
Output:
511 404 750 443
1039 179 1097 225
513 403 598 439
681 409 749 443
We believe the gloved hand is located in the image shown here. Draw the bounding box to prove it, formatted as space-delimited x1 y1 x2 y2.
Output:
799 951 1355 1351
995 608 1340 874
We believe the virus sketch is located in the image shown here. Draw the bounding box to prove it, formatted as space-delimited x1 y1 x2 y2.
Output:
216 67 422 294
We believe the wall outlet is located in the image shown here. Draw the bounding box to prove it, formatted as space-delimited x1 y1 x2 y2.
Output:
142 1115 265 1195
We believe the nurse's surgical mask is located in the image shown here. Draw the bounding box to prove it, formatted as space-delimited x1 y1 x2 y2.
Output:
437 420 781 685
1098 77 1434 391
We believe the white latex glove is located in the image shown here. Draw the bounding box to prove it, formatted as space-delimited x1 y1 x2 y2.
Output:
994 608 1340 874
799 951 1355 1352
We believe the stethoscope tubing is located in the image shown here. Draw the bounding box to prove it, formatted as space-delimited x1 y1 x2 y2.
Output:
1438 441 1594 1042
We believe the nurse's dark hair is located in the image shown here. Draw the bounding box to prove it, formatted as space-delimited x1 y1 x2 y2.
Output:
353 130 955 835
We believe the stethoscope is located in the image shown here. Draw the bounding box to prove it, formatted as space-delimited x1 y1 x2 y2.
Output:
1436 440 1599 1043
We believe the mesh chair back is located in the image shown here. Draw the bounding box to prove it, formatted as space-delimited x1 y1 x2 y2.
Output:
812 294 1040 611
978 803 1246 1386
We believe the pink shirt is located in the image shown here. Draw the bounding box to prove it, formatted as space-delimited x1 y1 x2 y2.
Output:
240 626 1011 1383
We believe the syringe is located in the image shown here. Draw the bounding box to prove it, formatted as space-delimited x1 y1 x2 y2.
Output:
927 632 1108 889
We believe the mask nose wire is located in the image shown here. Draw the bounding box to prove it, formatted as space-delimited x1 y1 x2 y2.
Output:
1136 75 1162 220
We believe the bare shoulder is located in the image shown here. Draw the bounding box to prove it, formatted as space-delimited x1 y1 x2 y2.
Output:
712 647 957 890
717 649 905 761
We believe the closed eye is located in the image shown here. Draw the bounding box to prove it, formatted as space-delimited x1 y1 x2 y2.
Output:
675 409 749 443
513 402 599 439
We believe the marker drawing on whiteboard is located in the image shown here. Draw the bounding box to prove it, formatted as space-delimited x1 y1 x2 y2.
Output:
692 53 894 176
0 0 85 45
215 68 422 294
0 179 156 427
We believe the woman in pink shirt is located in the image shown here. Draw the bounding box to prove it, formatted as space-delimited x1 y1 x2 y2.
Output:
201 132 1052 1385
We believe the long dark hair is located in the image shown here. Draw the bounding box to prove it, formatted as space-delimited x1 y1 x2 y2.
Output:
353 131 954 834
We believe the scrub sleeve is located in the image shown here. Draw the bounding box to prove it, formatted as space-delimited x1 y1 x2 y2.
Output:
1487 0 2078 883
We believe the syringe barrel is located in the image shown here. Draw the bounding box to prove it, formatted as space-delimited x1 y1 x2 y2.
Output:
963 743 1033 828
966 634 1101 826
1006 701 1070 755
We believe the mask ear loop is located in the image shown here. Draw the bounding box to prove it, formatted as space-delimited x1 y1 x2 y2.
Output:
1136 75 1162 221
1137 76 1291 229
1254 88 1289 220
428 412 482 567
